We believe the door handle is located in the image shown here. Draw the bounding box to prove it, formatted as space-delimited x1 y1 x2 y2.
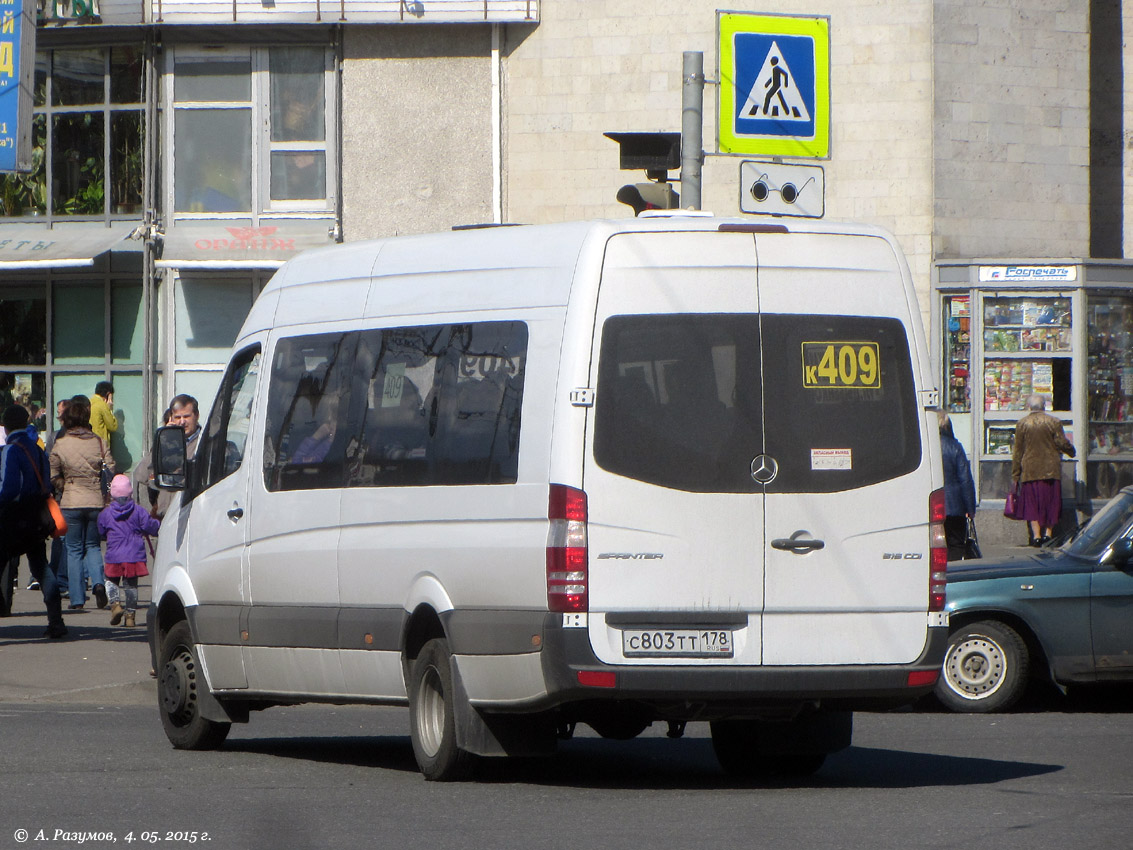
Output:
770 537 825 553
227 506 245 521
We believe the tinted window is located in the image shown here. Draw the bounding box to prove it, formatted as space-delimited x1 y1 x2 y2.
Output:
263 332 355 491
264 321 528 492
594 314 920 493
761 315 920 493
344 326 445 488
594 315 761 492
431 322 526 485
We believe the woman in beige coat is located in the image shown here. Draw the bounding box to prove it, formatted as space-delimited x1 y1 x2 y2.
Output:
50 396 115 609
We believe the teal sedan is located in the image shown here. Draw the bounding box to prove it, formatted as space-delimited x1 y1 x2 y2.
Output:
938 487 1133 712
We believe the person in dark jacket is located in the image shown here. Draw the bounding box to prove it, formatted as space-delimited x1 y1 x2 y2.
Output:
98 474 160 628
0 405 67 638
939 410 977 561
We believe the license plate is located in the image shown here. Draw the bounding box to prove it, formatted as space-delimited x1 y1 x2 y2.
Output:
621 628 734 658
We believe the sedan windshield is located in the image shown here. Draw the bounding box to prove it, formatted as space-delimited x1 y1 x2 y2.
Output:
1064 489 1133 559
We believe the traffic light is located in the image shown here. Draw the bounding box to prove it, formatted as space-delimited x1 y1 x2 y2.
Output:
616 182 680 215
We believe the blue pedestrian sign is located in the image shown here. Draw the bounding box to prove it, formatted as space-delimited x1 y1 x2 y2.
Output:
718 13 830 158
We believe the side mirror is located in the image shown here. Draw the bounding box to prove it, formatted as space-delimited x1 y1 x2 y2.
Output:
1102 537 1133 569
153 425 188 491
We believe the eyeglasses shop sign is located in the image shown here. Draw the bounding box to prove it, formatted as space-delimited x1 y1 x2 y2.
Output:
978 265 1077 283
0 0 35 173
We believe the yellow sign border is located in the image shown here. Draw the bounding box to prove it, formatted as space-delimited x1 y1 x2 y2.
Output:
718 12 830 158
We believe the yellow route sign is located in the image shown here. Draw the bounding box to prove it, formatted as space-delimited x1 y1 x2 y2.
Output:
718 12 830 158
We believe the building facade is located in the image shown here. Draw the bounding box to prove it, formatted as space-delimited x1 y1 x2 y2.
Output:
0 0 1129 538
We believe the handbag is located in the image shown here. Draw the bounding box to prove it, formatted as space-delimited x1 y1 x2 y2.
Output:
963 516 982 560
1004 482 1024 520
15 443 67 538
97 436 113 502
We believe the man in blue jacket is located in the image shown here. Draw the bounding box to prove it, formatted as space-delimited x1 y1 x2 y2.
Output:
0 404 67 638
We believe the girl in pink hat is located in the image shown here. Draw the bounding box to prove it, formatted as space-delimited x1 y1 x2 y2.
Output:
97 474 161 627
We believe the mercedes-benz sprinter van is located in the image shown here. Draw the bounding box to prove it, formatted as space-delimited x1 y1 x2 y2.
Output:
148 215 948 780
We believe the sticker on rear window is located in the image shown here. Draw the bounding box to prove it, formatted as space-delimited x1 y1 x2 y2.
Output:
811 448 852 470
802 341 881 389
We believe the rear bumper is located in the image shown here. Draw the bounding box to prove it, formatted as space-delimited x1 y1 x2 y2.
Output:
536 616 949 714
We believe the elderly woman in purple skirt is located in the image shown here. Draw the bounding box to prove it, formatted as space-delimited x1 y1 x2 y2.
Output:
1011 394 1076 546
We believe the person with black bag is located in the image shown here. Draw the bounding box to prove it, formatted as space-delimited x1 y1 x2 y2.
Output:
938 409 979 561
0 404 67 639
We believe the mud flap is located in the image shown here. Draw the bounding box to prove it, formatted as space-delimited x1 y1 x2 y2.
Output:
451 660 556 757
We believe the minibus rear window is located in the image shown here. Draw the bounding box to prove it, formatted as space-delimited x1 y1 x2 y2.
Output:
593 314 920 493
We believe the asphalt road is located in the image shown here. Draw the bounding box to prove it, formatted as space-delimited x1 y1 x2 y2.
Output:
1 701 1131 850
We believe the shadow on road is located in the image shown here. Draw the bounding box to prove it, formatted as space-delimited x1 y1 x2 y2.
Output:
222 732 1062 790
0 615 148 646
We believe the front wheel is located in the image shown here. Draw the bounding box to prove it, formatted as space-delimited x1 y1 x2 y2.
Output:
935 620 1030 713
408 638 473 781
157 620 231 749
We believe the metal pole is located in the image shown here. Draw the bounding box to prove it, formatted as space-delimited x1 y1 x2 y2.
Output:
681 51 704 210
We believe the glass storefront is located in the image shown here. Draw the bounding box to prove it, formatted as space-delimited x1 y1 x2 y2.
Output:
0 268 145 469
935 263 1133 510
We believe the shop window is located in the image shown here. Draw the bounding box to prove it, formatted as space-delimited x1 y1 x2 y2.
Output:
1 372 47 434
943 295 972 413
174 278 254 364
0 46 144 220
0 286 47 364
52 282 105 364
170 45 333 217
1086 293 1133 499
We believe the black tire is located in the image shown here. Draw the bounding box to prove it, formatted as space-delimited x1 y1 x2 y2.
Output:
157 620 231 750
709 719 827 779
935 619 1030 713
408 638 473 781
586 706 653 740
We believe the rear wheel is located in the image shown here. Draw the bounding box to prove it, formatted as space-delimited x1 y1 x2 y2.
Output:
936 619 1029 713
408 638 473 781
157 620 231 749
710 718 835 779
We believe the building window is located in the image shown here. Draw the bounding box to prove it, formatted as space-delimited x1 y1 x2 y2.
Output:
0 46 145 220
168 45 334 218
0 272 145 469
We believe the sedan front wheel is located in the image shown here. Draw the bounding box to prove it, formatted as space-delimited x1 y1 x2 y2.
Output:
936 620 1030 713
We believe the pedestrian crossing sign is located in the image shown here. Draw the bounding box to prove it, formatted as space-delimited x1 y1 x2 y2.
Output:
718 13 830 158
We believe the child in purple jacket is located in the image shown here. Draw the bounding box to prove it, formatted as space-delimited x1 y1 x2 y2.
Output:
98 474 161 627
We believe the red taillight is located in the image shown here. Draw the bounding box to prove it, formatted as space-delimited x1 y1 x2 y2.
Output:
907 669 939 688
577 670 616 688
928 487 947 612
547 484 588 613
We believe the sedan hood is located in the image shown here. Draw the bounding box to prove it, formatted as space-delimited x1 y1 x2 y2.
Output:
946 549 1089 583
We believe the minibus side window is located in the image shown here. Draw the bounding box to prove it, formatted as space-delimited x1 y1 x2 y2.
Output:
263 332 356 492
342 321 528 488
191 345 261 498
431 322 527 485
344 326 444 488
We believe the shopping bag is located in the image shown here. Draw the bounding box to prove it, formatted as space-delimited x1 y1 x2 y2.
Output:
45 495 67 538
1004 483 1023 520
963 516 982 559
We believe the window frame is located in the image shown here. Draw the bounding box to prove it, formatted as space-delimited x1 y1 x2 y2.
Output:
0 44 146 222
164 44 336 221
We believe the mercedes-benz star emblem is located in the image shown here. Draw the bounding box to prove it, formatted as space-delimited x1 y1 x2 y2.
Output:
750 454 778 484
